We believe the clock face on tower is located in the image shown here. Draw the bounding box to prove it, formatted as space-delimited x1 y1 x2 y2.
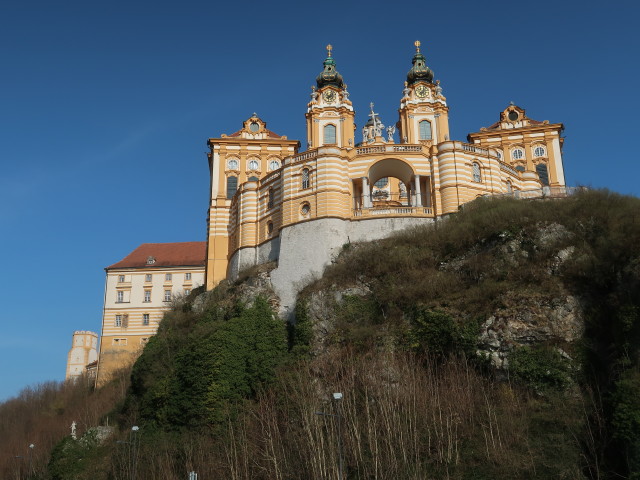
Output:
415 85 429 99
322 90 336 103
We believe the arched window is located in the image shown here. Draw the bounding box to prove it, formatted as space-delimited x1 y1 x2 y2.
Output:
301 168 310 189
267 221 274 235
419 120 432 140
512 148 524 160
472 162 482 183
374 177 388 189
267 188 274 209
515 165 525 173
226 176 238 199
248 176 259 182
324 124 336 144
536 163 550 186
533 145 546 157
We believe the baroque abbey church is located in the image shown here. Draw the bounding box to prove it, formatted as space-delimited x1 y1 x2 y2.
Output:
77 43 569 383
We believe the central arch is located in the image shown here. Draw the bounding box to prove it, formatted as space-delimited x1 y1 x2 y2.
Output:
367 157 415 186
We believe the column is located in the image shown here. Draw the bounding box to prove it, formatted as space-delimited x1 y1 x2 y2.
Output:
414 175 422 207
362 177 372 208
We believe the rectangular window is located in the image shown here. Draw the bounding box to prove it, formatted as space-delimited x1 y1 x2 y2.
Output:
140 338 149 345
165 273 172 282
185 272 191 281
115 315 122 327
112 338 127 346
142 314 150 326
164 290 171 302
143 290 151 303
184 289 191 296
116 291 124 303
145 274 152 282
118 275 125 283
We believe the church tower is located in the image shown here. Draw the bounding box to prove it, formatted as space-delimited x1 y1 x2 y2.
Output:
397 41 450 145
305 45 355 149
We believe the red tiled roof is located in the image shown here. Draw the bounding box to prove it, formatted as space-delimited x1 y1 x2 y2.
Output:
107 242 206 270
227 128 283 139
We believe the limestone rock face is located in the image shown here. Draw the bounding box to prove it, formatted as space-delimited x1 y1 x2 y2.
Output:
477 293 584 369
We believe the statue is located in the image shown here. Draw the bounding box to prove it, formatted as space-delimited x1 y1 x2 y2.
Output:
435 80 443 97
362 128 369 143
310 86 318 101
342 84 350 101
403 81 411 98
386 125 396 142
71 421 77 440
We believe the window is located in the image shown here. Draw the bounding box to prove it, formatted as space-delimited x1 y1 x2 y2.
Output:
118 275 125 283
419 120 432 140
146 256 156 265
267 188 274 209
301 203 311 217
248 176 259 182
324 124 337 144
185 272 191 281
301 168 310 189
536 163 550 186
227 158 239 170
227 176 238 199
144 274 152 282
248 159 259 171
515 165 525 173
115 315 122 327
165 273 172 282
533 145 546 157
142 314 150 326
140 338 149 345
512 148 524 160
472 162 482 183
122 315 128 328
267 221 274 235
116 291 124 303
143 290 151 303
112 338 127 346
184 289 191 295
269 159 280 171
374 177 388 189
495 150 502 160
164 290 172 302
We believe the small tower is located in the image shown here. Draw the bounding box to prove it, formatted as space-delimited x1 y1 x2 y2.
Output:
66 331 98 380
397 41 450 144
305 45 355 149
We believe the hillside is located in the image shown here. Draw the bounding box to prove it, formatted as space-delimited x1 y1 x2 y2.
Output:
1 190 639 479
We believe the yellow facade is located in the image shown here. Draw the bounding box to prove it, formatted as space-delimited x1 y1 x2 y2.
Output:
205 43 568 290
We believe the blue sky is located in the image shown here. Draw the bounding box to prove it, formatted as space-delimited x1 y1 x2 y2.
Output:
1 0 639 401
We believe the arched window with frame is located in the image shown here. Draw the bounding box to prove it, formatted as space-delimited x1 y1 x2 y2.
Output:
323 124 336 144
512 148 524 160
419 120 432 140
533 145 546 158
226 176 238 199
472 162 482 183
301 168 310 189
536 163 550 186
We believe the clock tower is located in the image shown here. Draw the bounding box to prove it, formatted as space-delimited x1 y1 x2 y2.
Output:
305 45 355 149
398 41 450 145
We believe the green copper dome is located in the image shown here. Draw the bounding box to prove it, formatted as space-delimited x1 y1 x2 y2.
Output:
316 44 344 89
406 41 434 85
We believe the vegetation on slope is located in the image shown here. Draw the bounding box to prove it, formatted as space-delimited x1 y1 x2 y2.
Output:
2 190 639 479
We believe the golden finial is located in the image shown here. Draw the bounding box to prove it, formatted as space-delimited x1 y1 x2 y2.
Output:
414 40 421 52
326 44 333 57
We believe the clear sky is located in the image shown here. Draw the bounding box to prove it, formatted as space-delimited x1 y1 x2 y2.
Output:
1 0 639 401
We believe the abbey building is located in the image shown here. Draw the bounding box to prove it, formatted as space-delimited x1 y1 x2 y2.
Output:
204 43 567 311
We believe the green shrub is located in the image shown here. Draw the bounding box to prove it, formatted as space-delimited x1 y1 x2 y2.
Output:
508 346 572 392
408 307 478 358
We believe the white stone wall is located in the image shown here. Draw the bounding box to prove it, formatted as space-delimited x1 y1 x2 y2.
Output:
229 216 434 319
